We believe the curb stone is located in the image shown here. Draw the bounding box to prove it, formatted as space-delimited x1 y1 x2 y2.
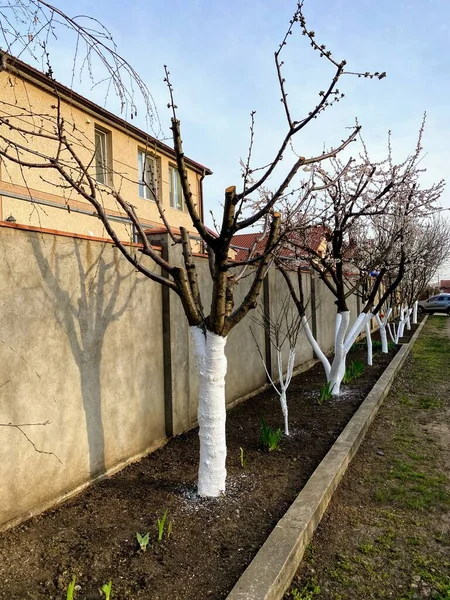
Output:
226 316 428 600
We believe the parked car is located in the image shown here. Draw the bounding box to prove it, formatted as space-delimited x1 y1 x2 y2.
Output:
417 293 450 314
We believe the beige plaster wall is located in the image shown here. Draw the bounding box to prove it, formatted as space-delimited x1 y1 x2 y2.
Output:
0 226 165 527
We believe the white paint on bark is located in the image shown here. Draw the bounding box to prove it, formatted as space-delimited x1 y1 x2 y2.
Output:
190 326 228 498
252 338 296 436
302 310 373 396
329 311 350 395
406 306 412 330
343 312 372 354
395 306 407 342
376 307 391 353
276 348 296 436
334 312 343 349
365 322 373 366
301 316 331 379
413 300 418 324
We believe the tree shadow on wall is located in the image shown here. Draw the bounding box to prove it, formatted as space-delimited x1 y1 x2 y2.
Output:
30 235 138 478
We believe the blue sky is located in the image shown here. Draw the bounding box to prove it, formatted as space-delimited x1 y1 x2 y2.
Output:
7 0 450 278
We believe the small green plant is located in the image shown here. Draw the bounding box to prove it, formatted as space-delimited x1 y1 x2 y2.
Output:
66 576 77 600
318 381 334 404
157 509 172 543
239 446 247 468
343 360 365 383
136 531 150 552
100 581 113 600
260 418 282 452
290 579 321 599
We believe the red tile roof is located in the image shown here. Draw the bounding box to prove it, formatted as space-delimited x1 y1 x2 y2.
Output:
231 226 326 263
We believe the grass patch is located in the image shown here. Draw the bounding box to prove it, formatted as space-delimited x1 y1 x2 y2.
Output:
289 317 450 600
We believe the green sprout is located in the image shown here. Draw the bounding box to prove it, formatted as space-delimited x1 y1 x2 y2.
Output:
157 509 172 543
239 446 247 468
318 381 334 404
260 418 282 452
66 576 77 600
100 581 113 600
136 531 150 552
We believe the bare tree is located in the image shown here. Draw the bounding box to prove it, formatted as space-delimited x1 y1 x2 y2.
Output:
394 215 450 327
250 297 302 436
0 1 384 496
277 126 444 393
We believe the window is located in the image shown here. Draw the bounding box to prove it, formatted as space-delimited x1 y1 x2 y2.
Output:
169 165 183 210
138 151 157 200
94 127 110 185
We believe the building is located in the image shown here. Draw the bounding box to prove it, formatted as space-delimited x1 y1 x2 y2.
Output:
440 279 450 294
231 226 327 264
0 54 211 244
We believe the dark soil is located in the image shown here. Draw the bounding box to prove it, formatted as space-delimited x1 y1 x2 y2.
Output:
0 325 420 600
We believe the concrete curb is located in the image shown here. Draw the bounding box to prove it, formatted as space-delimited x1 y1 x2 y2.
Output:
227 317 428 600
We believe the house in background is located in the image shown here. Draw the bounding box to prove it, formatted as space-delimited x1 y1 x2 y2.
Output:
440 279 450 293
231 226 327 264
0 54 211 245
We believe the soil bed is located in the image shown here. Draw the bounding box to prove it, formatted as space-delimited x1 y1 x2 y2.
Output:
0 324 420 600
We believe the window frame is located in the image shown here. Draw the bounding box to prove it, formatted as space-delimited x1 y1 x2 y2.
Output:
169 164 184 211
94 125 111 186
138 150 158 200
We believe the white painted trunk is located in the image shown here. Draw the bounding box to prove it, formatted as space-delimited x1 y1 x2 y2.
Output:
329 311 350 395
380 323 388 353
301 316 331 379
343 312 373 354
413 300 418 324
396 308 407 343
406 306 412 330
190 326 227 497
276 349 292 436
334 312 343 349
365 322 373 366
279 389 289 436
376 311 390 353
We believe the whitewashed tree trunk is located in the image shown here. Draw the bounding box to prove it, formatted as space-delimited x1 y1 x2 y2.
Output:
412 300 418 324
190 326 228 497
406 305 412 330
343 312 369 352
365 322 373 366
279 389 288 435
252 338 296 436
329 311 350 395
302 311 372 396
395 307 407 343
276 348 296 436
301 316 331 379
376 307 392 353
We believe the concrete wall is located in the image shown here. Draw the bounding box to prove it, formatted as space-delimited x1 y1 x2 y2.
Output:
0 225 364 529
0 226 166 527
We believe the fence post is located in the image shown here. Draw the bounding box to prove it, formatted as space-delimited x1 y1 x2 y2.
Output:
146 231 174 438
310 269 318 358
263 270 273 382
